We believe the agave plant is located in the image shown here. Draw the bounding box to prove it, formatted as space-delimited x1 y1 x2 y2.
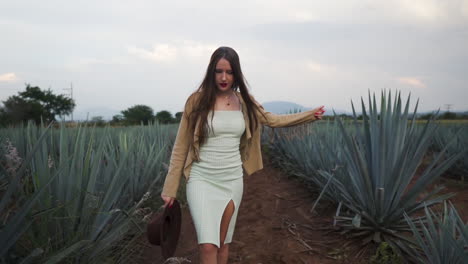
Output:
265 121 347 205
0 121 174 263
432 124 468 181
314 90 464 252
404 201 468 264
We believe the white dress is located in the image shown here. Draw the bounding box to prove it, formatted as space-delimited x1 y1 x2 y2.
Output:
186 108 245 248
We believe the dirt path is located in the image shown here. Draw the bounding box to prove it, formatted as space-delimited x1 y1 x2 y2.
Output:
142 155 341 264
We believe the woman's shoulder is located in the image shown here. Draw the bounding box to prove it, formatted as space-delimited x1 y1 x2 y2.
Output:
186 91 202 104
183 91 202 112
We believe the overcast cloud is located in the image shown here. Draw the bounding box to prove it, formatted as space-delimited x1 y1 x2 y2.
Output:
1 0 467 119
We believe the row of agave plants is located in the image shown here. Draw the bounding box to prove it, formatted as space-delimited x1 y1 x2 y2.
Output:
0 122 177 263
265 90 468 263
432 123 468 182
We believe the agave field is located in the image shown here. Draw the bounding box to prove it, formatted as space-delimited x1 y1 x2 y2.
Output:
265 91 468 263
1 90 467 263
0 122 177 263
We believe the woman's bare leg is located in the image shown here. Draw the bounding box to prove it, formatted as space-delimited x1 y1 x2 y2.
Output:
217 243 230 264
218 200 235 264
199 243 217 264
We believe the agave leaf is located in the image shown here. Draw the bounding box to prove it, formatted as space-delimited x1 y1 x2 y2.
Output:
311 170 334 214
44 240 91 264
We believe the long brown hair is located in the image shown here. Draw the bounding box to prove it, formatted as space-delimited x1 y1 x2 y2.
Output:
187 46 264 153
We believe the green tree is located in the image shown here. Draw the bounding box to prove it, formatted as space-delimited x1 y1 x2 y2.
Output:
111 114 124 124
155 110 174 124
0 107 11 126
121 105 154 125
1 84 75 125
440 111 457 120
90 116 106 127
419 113 435 120
175 112 183 123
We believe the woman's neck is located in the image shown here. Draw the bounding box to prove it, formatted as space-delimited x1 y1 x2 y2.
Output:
216 90 235 97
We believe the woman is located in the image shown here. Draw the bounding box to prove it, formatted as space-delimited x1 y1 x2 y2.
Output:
161 46 325 264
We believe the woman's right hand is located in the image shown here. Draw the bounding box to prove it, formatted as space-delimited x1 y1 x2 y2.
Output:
161 194 175 208
313 106 325 120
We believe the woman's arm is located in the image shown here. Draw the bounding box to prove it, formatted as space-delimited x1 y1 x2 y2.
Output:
251 95 324 128
161 95 194 198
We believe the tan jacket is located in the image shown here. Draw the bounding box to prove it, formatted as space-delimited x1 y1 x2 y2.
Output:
161 91 320 198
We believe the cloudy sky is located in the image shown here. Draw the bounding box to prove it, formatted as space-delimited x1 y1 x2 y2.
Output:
1 0 467 119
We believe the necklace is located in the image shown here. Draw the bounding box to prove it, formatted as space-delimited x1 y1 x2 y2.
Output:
219 92 234 106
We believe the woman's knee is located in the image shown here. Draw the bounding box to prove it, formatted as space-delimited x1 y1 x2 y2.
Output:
199 243 218 254
218 242 229 254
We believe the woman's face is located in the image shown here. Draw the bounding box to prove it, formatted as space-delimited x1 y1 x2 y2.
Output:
214 58 234 93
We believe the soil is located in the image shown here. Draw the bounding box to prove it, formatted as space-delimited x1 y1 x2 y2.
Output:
433 177 468 219
141 154 468 264
413 156 468 220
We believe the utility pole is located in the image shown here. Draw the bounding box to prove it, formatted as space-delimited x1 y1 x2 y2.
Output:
444 104 453 112
63 82 74 122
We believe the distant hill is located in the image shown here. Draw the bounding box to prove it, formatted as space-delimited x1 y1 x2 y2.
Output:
262 101 350 115
261 101 305 114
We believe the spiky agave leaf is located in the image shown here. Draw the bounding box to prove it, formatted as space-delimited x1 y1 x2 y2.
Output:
404 201 468 264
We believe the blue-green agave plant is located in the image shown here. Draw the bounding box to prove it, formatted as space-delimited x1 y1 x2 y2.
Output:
315 90 463 252
404 201 468 264
432 124 468 181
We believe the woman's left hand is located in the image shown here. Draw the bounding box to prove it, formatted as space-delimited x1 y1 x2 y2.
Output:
313 105 325 120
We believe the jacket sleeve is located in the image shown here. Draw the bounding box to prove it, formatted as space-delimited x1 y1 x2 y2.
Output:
251 95 319 128
161 96 193 198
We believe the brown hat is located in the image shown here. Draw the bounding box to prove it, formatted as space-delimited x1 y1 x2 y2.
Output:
147 199 182 259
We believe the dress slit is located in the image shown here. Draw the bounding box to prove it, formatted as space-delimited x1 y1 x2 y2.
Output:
219 199 236 247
